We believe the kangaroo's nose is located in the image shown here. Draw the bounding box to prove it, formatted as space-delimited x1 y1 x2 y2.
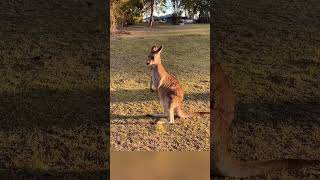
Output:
146 62 149 65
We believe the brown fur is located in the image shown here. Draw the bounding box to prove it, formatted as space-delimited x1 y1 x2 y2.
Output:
146 45 209 123
211 61 320 177
150 46 160 92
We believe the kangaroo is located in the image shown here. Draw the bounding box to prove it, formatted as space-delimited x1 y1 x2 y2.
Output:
211 61 320 177
146 45 209 123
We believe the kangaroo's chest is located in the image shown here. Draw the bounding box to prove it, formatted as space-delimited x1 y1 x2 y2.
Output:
151 68 160 87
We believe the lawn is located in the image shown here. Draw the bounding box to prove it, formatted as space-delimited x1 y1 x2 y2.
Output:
212 0 320 178
0 0 108 178
110 24 210 151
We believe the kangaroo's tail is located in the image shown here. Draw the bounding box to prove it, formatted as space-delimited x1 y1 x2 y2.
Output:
177 108 209 119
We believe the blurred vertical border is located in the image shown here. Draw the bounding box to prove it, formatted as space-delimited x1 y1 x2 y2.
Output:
110 151 209 180
0 0 110 179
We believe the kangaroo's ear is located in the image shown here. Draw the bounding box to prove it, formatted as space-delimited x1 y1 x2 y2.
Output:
156 46 163 54
151 46 157 52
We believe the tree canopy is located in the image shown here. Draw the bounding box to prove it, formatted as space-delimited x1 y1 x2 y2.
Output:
110 0 210 32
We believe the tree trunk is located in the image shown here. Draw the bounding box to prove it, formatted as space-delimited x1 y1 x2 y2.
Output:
150 0 154 27
110 0 119 34
172 0 176 13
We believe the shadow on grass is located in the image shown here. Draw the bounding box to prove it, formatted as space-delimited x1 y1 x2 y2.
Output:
111 89 209 125
0 87 109 177
0 169 109 180
111 114 151 120
111 89 210 102
235 100 320 127
111 114 187 125
0 87 108 130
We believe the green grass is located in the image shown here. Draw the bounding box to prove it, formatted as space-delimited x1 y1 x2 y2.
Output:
111 24 210 151
0 0 108 178
212 0 320 178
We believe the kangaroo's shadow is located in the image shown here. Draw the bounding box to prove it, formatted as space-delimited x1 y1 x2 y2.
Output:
111 89 209 125
111 114 183 125
111 89 210 103
111 114 157 125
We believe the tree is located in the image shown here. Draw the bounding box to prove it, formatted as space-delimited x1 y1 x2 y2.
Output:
110 0 119 33
144 0 166 27
197 0 210 23
181 0 210 23
181 0 196 18
171 0 182 14
110 0 145 33
171 0 182 25
122 0 145 25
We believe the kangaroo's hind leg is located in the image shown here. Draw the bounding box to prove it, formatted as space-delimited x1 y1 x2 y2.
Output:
166 96 175 123
147 105 168 118
147 91 168 118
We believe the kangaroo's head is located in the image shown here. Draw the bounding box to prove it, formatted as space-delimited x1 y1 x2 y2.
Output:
147 45 163 66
